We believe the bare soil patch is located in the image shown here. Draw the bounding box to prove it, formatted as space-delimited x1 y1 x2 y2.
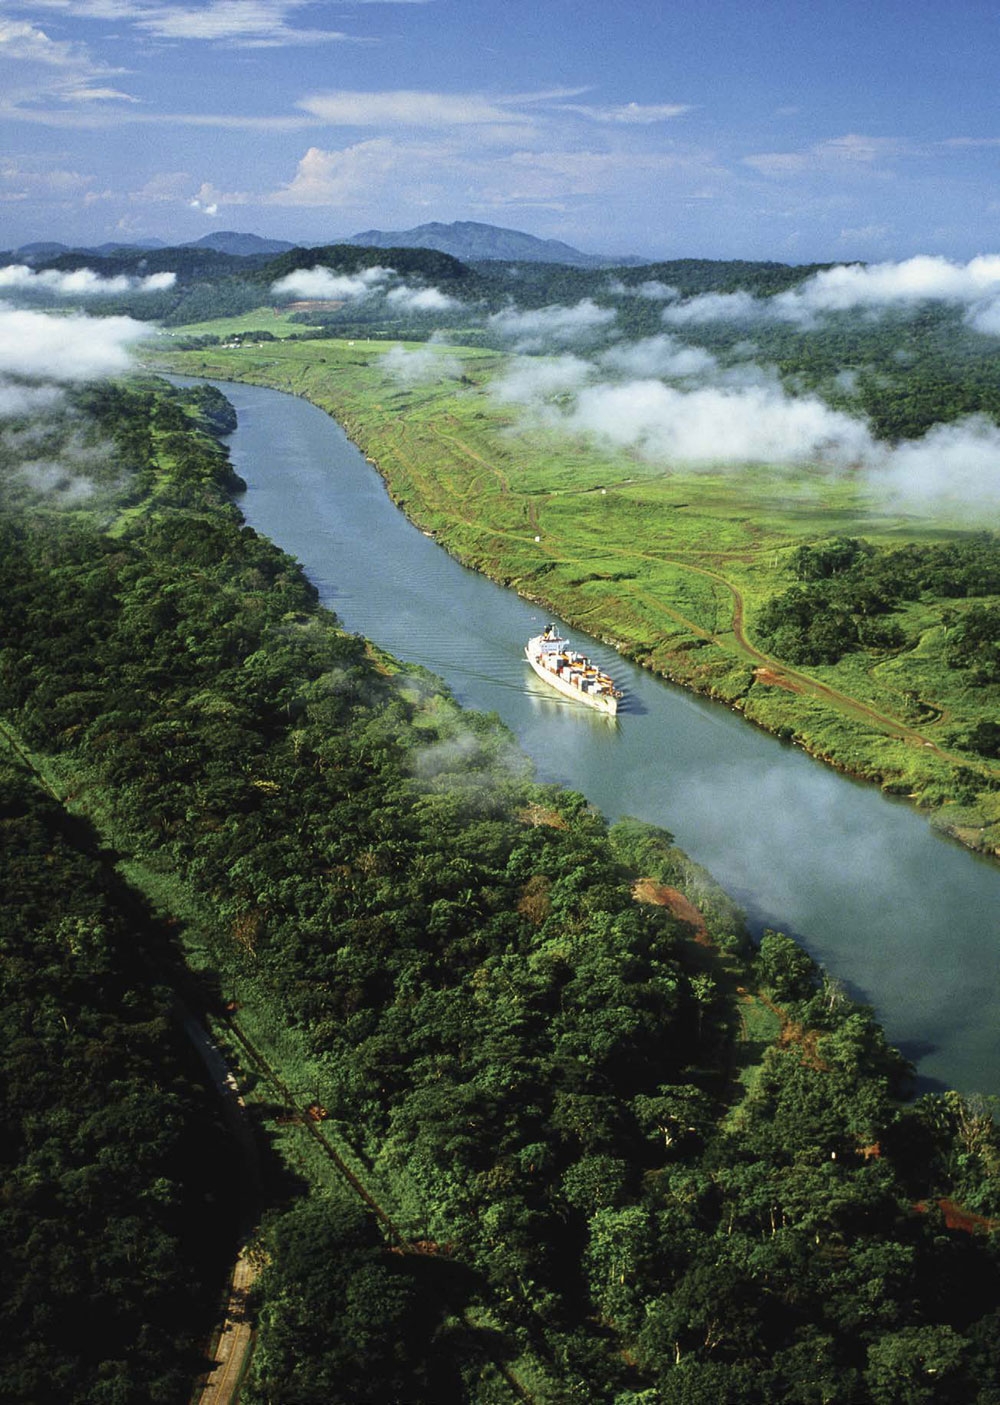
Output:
632 879 710 943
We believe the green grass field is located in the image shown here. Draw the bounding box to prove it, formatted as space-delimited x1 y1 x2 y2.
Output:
151 330 1000 854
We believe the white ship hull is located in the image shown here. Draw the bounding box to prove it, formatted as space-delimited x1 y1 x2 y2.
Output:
525 629 621 715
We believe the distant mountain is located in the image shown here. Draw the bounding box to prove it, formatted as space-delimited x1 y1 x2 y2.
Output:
7 238 167 263
89 239 168 255
343 220 640 267
9 242 71 264
6 223 638 269
184 231 297 257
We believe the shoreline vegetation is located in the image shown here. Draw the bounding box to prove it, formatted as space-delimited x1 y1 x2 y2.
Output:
152 326 1000 861
5 373 1000 1400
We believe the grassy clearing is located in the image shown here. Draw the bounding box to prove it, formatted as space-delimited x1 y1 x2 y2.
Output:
728 993 784 1111
152 305 321 344
151 331 1000 855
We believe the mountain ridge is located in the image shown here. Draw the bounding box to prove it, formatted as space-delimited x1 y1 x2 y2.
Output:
4 221 641 268
342 219 641 267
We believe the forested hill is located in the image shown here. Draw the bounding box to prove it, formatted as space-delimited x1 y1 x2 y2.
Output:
7 241 835 327
3 379 1000 1401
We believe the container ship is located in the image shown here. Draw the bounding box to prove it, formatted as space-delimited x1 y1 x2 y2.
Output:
525 625 623 716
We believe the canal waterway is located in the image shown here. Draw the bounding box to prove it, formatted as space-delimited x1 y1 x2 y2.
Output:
187 377 1000 1096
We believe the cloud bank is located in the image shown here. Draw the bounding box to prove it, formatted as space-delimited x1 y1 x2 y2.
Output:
270 265 390 300
490 344 1000 518
663 255 1000 333
488 299 617 351
0 265 176 296
385 284 461 313
0 304 149 380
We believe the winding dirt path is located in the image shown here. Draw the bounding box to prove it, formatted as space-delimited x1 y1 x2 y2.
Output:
659 556 992 765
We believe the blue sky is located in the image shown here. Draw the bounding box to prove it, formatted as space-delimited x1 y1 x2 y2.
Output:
2 0 999 261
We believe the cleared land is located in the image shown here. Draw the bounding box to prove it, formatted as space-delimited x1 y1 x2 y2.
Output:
152 324 1000 854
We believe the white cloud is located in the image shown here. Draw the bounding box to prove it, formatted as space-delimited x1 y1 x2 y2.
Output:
662 290 763 325
557 100 692 124
0 160 92 200
267 140 405 206
874 415 1000 513
598 334 716 379
486 147 704 203
743 133 913 179
381 341 463 385
0 17 136 112
558 378 875 468
0 18 91 68
385 284 461 313
63 84 137 102
661 255 1000 333
606 277 678 300
0 264 176 294
270 265 461 317
491 353 593 405
11 456 98 504
742 152 808 178
488 298 616 350
11 2 146 16
636 280 678 301
270 264 390 299
0 304 150 379
297 89 530 128
780 255 1000 313
132 1 353 46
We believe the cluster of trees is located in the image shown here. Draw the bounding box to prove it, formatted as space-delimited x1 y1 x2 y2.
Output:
4 380 1000 1401
755 533 1000 668
945 605 1000 687
0 756 235 1403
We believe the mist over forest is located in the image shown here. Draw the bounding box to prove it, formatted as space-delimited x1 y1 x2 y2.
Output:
9 239 1000 518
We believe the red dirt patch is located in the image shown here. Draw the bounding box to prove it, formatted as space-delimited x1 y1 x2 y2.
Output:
915 1198 1000 1234
632 880 710 943
753 667 803 694
776 1018 829 1071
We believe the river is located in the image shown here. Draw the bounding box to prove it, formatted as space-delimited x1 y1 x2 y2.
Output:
186 377 1000 1097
